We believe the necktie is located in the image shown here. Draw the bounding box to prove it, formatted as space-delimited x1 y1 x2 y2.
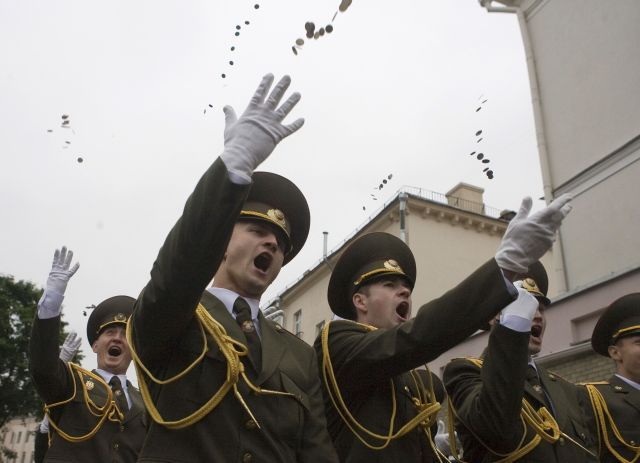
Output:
109 376 129 414
526 365 555 414
233 297 262 372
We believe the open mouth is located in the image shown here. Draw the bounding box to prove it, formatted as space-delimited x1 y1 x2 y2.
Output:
531 325 542 338
108 346 122 357
396 301 410 320
254 252 273 273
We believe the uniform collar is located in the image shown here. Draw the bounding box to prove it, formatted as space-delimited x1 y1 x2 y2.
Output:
207 287 260 321
615 373 640 390
95 369 128 391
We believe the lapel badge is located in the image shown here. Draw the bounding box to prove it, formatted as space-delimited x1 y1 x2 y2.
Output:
115 390 122 396
241 320 255 334
614 385 623 391
85 380 94 390
533 384 543 394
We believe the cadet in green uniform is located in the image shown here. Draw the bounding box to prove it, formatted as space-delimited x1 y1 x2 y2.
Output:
582 293 640 462
444 262 598 462
128 74 338 462
316 187 574 463
30 247 146 463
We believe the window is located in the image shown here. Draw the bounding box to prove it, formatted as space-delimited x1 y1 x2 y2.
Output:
315 320 325 339
293 310 302 338
16 431 22 443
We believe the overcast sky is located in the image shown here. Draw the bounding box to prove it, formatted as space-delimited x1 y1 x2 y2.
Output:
1 0 545 371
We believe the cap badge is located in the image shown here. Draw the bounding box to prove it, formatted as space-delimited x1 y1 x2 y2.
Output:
267 208 287 228
384 259 403 273
241 320 256 334
85 380 95 391
114 313 127 322
532 384 543 393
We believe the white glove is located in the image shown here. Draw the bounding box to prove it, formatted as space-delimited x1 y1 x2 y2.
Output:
220 73 304 180
434 420 451 455
500 283 539 326
495 194 573 274
59 330 82 362
37 246 80 319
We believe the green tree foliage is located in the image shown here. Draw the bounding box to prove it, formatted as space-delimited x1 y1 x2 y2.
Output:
0 275 82 430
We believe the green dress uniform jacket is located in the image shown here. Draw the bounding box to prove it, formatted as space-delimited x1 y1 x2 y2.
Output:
579 375 640 463
130 159 338 463
444 324 598 463
30 316 146 463
315 259 514 462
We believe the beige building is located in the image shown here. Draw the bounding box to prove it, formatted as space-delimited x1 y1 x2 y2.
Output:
1 416 37 463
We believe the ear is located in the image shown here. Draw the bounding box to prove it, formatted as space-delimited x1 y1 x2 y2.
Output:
352 292 368 318
92 341 99 354
608 344 621 362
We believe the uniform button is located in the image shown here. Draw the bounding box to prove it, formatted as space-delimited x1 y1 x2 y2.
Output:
113 442 119 450
120 424 125 432
631 440 637 446
242 452 253 463
558 437 565 446
245 419 257 430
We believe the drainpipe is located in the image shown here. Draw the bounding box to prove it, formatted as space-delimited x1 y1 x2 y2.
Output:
322 231 334 271
399 192 408 243
480 0 568 293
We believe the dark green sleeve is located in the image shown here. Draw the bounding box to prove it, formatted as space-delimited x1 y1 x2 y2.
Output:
443 324 530 455
324 259 515 390
131 158 251 364
298 351 340 463
29 315 73 404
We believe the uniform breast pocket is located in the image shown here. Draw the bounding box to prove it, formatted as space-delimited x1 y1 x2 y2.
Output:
270 372 310 447
570 416 594 448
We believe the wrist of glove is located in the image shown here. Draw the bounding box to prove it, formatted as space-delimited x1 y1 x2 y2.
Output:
220 73 304 179
499 284 539 330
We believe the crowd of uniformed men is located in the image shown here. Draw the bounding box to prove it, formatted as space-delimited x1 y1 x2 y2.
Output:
28 74 639 462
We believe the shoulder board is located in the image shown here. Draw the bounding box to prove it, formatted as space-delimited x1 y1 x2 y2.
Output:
270 321 299 338
448 357 484 367
545 370 570 382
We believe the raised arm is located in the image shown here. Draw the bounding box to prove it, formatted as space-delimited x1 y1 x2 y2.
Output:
30 246 80 403
132 74 305 363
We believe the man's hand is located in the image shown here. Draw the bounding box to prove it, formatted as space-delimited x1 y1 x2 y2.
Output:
220 73 304 179
59 331 82 362
495 194 573 274
500 282 540 325
37 246 80 319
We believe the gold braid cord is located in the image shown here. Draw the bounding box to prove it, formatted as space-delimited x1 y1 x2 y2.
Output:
43 362 125 443
447 357 595 463
585 383 640 463
126 304 301 430
320 321 442 453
